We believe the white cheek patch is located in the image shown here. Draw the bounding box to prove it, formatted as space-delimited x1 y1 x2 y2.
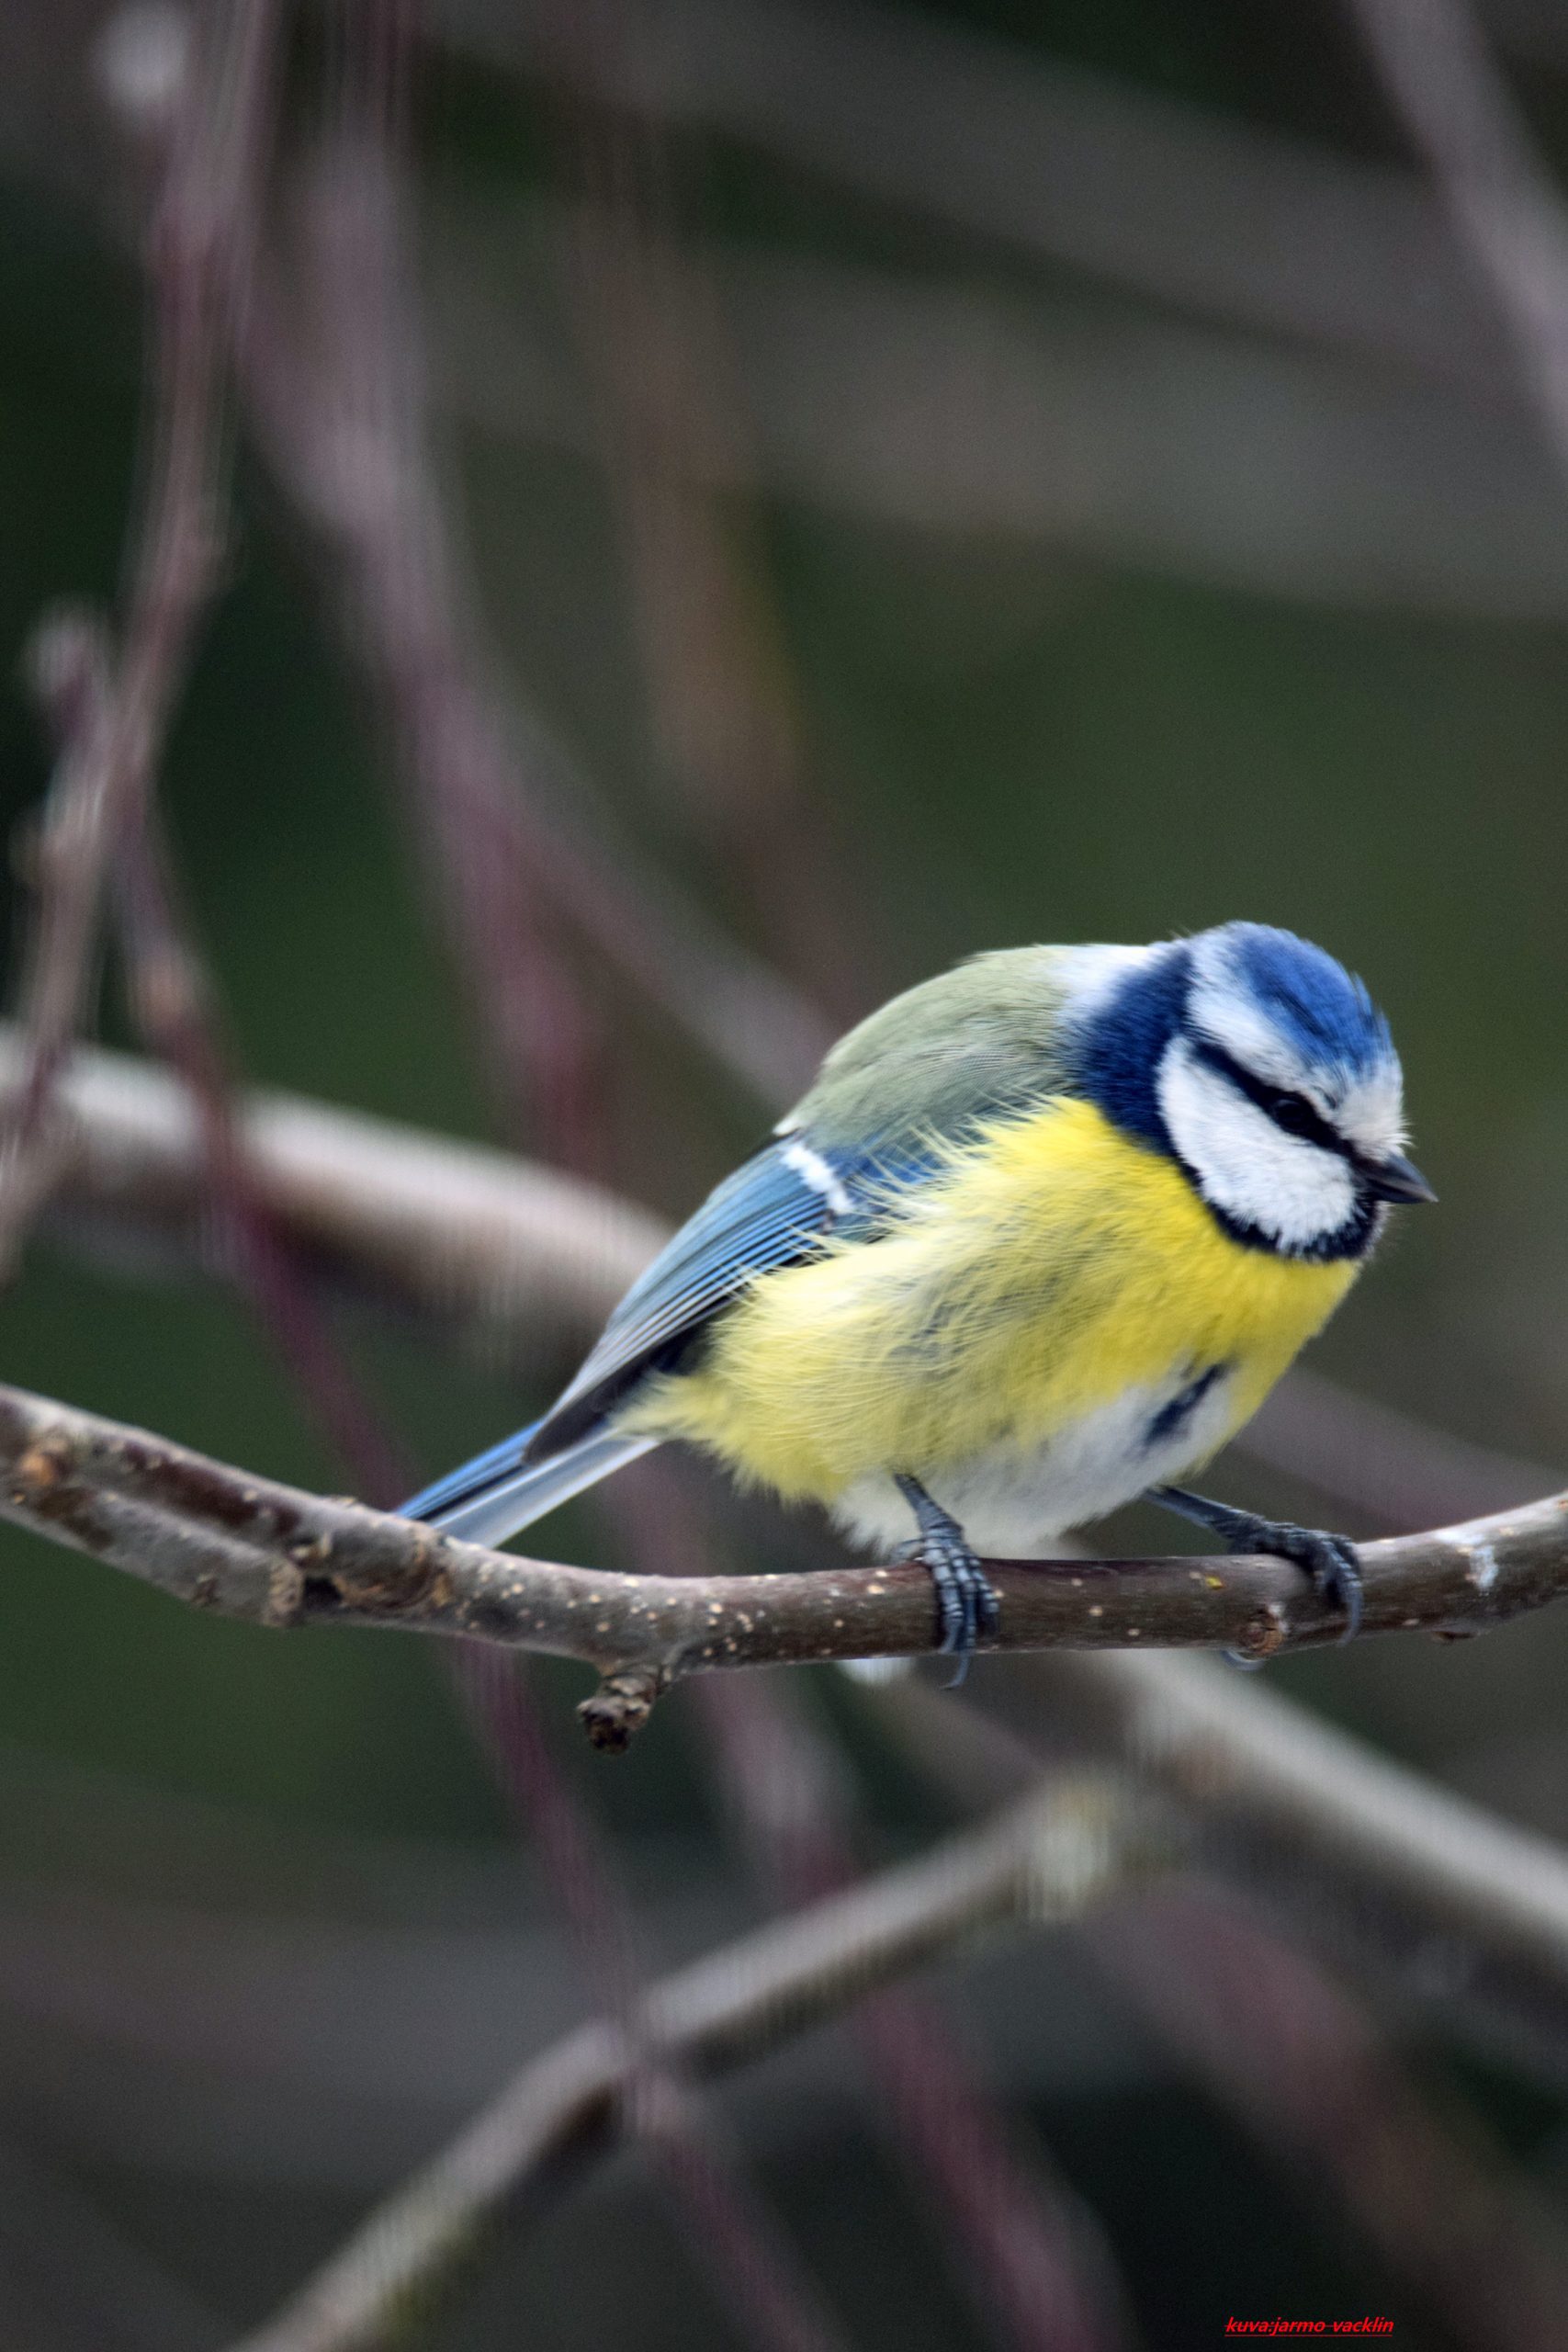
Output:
1157 1040 1356 1251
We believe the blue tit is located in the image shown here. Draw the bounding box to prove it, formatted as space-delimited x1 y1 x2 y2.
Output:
404 922 1434 1665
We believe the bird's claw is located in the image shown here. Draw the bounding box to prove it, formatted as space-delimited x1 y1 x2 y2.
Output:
1152 1487 1363 1650
1276 1524 1363 1643
893 1476 999 1686
1223 1514 1362 1644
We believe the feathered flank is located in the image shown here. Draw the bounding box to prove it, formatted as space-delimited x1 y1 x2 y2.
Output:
401 924 1427 1584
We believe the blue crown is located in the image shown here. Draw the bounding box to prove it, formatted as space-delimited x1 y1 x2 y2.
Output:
1213 923 1394 1082
1072 922 1394 1150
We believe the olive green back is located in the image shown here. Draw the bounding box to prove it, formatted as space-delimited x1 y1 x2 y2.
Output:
787 946 1079 1153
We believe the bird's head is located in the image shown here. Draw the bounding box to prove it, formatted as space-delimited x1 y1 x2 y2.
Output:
1073 922 1434 1261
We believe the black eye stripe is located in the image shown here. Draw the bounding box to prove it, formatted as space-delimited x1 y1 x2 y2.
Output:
1190 1041 1348 1157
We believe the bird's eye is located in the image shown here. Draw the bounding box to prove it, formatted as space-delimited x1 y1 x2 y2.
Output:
1268 1092 1321 1140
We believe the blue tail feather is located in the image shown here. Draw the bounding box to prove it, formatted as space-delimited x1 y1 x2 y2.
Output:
400 1419 546 1525
400 1419 658 1549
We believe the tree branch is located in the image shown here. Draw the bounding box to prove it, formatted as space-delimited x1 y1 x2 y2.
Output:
0 1027 661 1363
873 1658 1568 2081
0 2 280 1270
651 1468 1136 2352
235 118 831 1120
0 1382 1564 1749
1348 0 1568 480
227 1769 1156 2352
863 1673 1568 2344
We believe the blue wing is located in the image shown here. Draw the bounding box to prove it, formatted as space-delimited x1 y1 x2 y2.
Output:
404 948 1086 1535
532 1129 924 1453
402 1127 937 1534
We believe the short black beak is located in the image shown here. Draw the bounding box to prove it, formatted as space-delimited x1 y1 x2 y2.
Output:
1364 1150 1437 1205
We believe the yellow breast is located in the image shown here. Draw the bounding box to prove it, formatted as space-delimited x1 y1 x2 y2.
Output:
623 1098 1359 1505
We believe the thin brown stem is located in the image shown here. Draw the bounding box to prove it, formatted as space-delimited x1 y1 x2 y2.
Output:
1348 0 1568 480
2 1382 1567 1735
234 107 829 1118
627 1463 1135 2352
0 2 282 1270
226 1770 1153 2352
868 1677 1568 2350
872 1659 1568 2085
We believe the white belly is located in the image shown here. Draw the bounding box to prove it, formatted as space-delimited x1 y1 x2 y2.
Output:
829 1362 1240 1557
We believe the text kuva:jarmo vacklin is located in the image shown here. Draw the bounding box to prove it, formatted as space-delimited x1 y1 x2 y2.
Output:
1224 2322 1393 2337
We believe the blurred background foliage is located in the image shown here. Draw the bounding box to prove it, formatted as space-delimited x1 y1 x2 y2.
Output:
0 2 1566 2346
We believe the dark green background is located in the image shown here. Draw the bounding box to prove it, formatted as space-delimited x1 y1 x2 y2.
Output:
0 4 1564 2345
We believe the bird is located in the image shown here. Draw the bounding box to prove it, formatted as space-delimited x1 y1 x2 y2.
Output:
403 922 1435 1669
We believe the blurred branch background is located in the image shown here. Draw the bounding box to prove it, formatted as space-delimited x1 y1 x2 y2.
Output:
0 0 1566 2346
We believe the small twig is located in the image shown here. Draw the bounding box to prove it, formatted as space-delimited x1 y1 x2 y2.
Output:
234 112 829 1117
872 1660 1568 2084
0 1 280 1272
624 1462 1134 2352
28 609 414 1511
282 2 613 1164
227 1769 1154 2352
868 1678 1568 2350
2 1383 1567 1742
1089 1883 1568 2352
1348 0 1568 481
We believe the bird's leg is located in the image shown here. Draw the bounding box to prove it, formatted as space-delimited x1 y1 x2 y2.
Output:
1148 1483 1363 1644
893 1474 1000 1683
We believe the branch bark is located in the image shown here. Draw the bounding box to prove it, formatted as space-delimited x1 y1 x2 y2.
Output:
873 1659 1568 2081
1 1382 1565 1750
236 124 831 1120
0 1028 661 1363
227 1770 1155 2352
0 2 280 1269
1348 0 1568 479
863 1675 1568 2345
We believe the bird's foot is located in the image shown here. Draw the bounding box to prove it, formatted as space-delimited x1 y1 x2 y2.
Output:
894 1474 999 1685
1151 1484 1363 1645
